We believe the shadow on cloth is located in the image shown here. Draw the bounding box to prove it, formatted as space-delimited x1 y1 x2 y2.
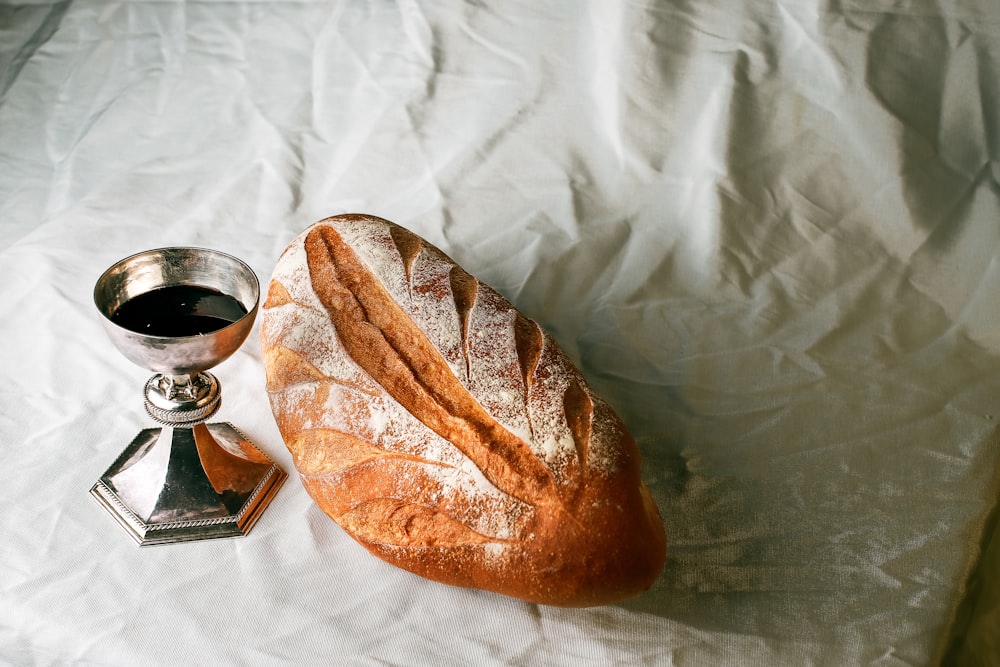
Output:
569 288 1000 656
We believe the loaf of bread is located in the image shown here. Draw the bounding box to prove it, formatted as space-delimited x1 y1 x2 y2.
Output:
261 214 666 606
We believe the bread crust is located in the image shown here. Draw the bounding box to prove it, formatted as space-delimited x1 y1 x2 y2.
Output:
262 214 666 606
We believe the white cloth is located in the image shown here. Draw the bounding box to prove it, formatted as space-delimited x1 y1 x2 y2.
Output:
2 1 999 664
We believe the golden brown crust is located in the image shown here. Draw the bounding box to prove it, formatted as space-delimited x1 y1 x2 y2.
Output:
262 214 666 606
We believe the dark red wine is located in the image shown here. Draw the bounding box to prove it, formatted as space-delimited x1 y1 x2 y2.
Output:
111 284 248 337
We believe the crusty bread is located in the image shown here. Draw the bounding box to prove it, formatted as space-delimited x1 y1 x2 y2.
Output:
261 214 666 606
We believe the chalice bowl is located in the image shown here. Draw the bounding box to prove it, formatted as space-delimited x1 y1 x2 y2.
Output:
91 247 285 545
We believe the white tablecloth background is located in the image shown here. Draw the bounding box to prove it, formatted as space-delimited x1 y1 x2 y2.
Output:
2 1 999 665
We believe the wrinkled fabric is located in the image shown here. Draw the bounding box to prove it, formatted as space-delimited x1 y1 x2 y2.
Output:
1 1 999 665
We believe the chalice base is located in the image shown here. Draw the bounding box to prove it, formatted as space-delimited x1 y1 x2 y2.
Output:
90 422 286 546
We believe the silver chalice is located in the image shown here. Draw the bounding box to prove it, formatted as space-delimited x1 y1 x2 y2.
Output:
91 247 285 545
